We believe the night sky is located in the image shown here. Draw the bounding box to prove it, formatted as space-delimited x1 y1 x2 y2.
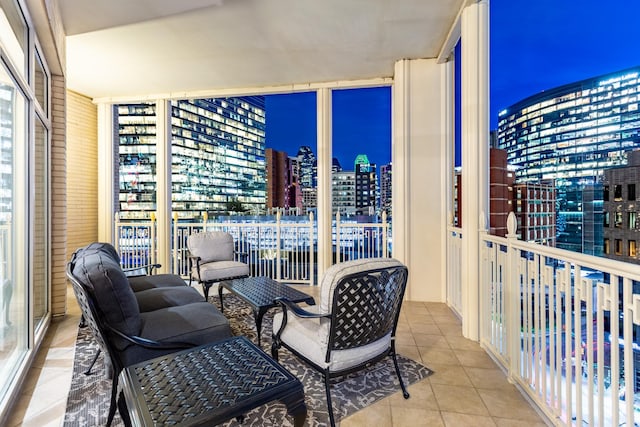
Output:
265 1 640 166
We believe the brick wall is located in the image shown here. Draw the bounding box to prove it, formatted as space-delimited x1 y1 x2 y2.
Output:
65 91 99 261
51 76 67 316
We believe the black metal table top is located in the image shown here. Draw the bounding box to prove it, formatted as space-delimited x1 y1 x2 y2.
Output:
119 336 307 426
220 276 315 309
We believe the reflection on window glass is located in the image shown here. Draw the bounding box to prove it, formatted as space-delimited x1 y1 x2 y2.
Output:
615 211 623 228
628 211 636 230
629 240 636 257
33 119 48 328
34 51 47 115
0 63 28 391
0 0 27 75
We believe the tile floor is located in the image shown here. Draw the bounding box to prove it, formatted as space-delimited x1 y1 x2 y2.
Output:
5 284 548 426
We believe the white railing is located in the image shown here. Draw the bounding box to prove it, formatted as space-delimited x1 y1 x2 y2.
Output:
480 214 639 427
114 211 391 286
446 226 463 316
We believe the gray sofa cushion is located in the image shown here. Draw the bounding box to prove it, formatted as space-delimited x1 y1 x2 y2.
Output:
71 249 142 346
128 273 187 292
119 302 232 367
135 286 205 312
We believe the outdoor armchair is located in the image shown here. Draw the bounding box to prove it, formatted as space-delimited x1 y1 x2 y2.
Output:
187 230 250 299
271 257 410 427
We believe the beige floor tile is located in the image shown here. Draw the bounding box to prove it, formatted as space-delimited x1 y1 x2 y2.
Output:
436 323 464 336
391 407 445 427
409 322 443 335
431 314 462 325
441 412 497 427
493 417 548 427
464 367 515 391
413 333 451 349
387 378 439 410
419 347 461 366
395 330 417 346
477 388 543 422
341 398 392 427
444 335 482 351
427 364 473 387
396 344 422 363
406 313 436 325
454 349 499 369
431 383 490 416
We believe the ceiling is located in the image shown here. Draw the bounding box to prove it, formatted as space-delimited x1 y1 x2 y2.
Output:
58 0 464 100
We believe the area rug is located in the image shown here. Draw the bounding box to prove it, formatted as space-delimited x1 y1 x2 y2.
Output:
64 294 433 426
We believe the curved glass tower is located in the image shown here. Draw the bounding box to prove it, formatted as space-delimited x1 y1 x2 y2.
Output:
497 66 640 254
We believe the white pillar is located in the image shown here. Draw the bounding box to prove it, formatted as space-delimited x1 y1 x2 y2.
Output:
393 58 447 302
97 103 114 243
316 88 332 279
460 0 489 341
155 100 172 273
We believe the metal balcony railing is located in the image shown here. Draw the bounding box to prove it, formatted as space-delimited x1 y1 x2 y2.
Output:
114 211 391 287
446 213 639 426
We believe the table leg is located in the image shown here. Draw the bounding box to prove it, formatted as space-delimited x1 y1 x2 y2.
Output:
218 285 225 313
253 307 268 346
279 389 307 427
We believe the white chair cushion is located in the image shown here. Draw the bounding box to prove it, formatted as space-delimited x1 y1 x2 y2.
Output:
191 260 249 282
319 258 404 314
273 311 391 372
187 231 234 263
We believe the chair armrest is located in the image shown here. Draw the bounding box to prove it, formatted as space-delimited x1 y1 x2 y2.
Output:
275 297 329 319
107 324 196 350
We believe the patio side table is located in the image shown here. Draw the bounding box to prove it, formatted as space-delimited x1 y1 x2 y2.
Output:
119 336 307 427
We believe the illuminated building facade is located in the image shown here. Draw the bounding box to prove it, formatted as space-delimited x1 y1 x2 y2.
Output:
332 171 356 216
497 66 640 254
354 154 378 216
118 97 266 220
380 163 392 219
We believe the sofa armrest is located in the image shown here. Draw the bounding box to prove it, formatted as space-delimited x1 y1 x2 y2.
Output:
107 324 196 350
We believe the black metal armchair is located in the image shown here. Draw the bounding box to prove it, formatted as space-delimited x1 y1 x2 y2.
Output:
271 258 410 427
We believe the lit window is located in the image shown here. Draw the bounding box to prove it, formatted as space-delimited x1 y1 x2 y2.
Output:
604 211 610 227
604 238 610 254
629 211 637 229
615 239 623 255
629 240 637 257
615 211 623 228
614 185 623 201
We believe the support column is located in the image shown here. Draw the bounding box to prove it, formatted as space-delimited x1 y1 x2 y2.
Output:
97 103 115 243
316 88 332 280
155 100 172 273
460 0 489 341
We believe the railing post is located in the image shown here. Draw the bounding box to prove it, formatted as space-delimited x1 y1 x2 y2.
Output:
172 212 179 275
309 212 315 286
203 211 208 232
150 212 157 267
114 215 121 254
276 211 281 281
382 211 388 258
505 211 519 381
335 211 341 262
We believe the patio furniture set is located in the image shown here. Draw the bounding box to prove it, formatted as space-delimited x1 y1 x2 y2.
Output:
66 232 410 427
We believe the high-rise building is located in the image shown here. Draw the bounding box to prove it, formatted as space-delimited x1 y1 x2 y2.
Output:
266 148 292 210
332 171 356 216
354 154 378 216
296 146 317 189
497 66 640 254
380 163 392 219
118 97 267 220
514 182 556 245
603 149 640 264
489 149 514 237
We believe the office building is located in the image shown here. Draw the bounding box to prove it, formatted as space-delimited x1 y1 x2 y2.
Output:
489 148 514 237
380 163 392 219
118 97 267 220
514 182 556 244
497 66 640 254
603 149 640 264
354 154 378 216
332 170 356 216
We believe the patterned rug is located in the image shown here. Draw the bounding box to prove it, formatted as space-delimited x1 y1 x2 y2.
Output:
64 294 433 426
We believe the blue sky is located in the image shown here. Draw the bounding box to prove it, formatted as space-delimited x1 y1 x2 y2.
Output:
265 1 640 165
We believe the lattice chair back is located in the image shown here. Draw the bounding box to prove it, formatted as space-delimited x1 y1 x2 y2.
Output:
327 262 408 355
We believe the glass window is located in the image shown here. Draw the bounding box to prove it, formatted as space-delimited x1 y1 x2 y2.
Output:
0 63 28 394
603 211 610 227
603 185 609 201
34 50 47 116
614 184 622 201
615 238 622 255
629 240 637 257
604 238 610 254
0 0 27 75
33 118 48 329
628 183 636 201
628 211 636 230
615 211 623 228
